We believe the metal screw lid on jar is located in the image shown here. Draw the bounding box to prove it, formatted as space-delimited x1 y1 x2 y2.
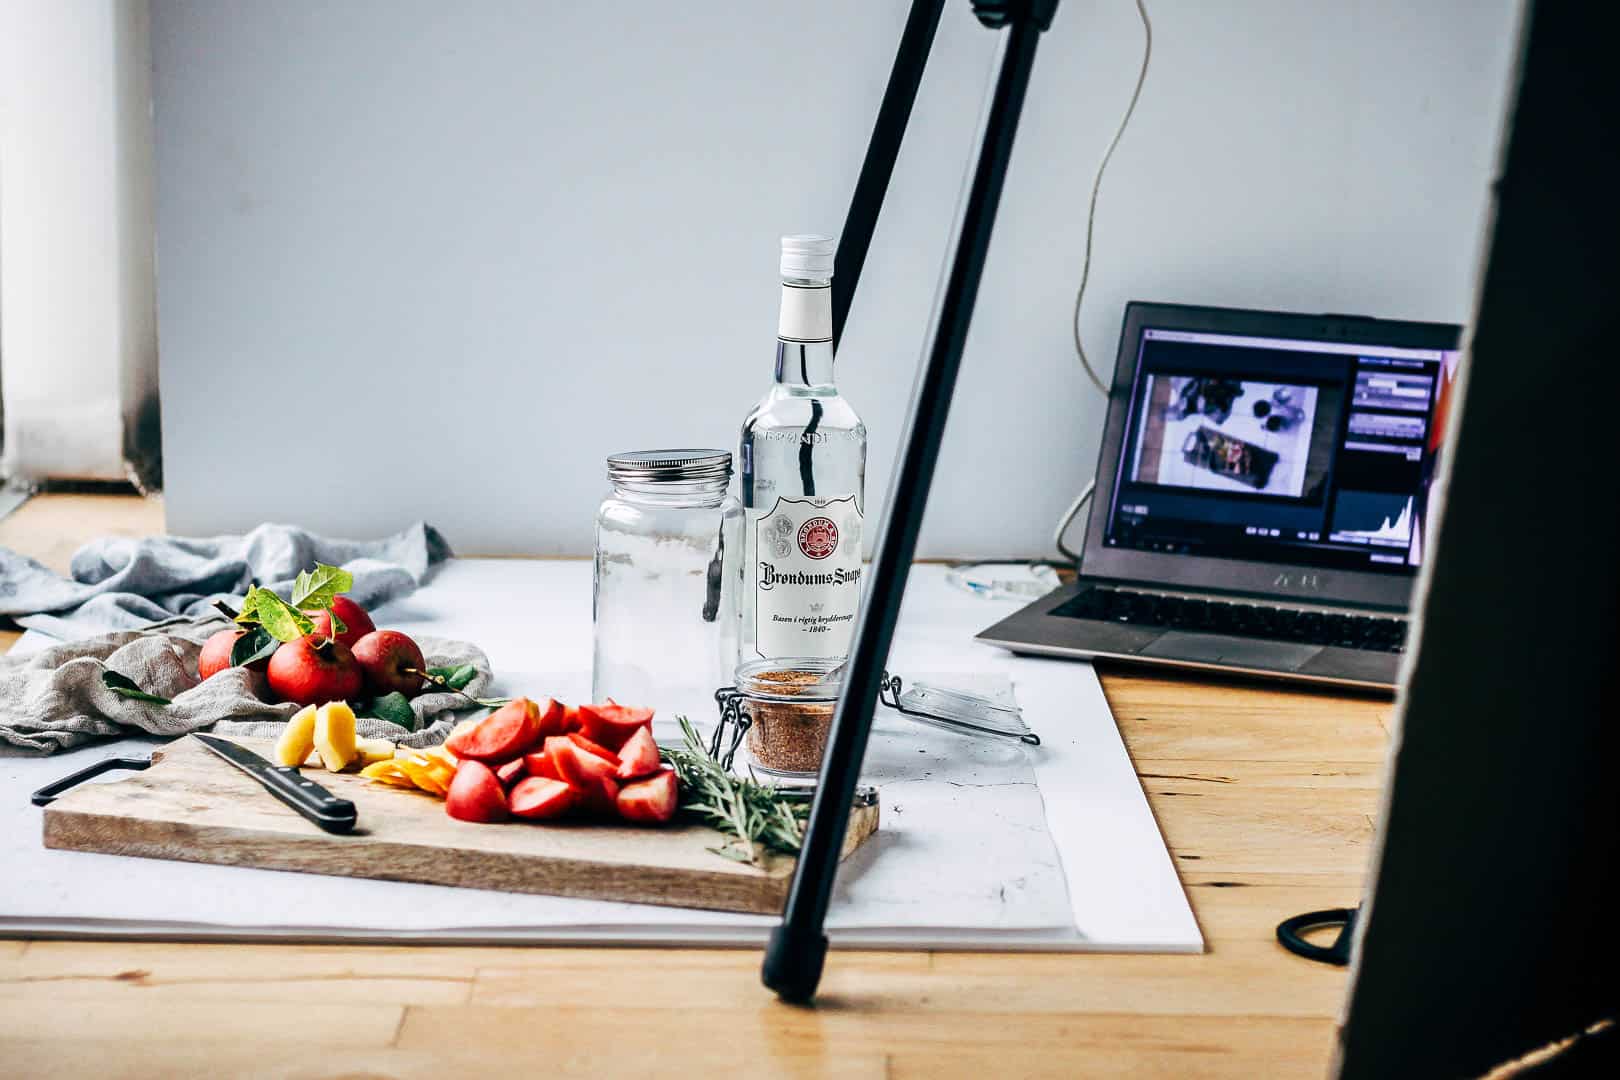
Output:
605 449 732 484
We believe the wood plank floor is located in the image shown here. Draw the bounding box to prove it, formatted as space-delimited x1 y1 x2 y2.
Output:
0 494 1391 1077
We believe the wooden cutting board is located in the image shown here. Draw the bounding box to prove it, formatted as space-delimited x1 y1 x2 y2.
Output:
41 735 878 915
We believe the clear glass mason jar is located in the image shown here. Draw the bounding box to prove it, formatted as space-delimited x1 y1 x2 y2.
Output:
592 450 743 734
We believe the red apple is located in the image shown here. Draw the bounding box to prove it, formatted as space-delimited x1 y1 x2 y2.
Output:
304 595 375 649
445 760 509 823
198 628 246 680
350 630 426 697
265 635 364 706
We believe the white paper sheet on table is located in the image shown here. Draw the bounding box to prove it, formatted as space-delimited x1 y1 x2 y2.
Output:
0 561 1201 952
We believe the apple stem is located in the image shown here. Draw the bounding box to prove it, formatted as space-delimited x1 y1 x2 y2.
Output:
404 667 510 711
404 667 441 692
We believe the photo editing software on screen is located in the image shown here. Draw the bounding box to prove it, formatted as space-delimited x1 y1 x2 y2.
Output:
1105 328 1459 575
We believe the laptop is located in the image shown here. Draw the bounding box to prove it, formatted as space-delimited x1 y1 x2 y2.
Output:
978 302 1461 691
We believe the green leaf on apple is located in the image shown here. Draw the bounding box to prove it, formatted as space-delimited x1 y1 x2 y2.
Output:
230 625 279 668
238 586 314 643
416 664 508 708
359 691 417 732
101 670 173 705
234 589 262 624
290 564 354 612
426 663 479 691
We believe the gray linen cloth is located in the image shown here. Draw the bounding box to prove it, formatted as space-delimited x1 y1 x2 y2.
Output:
0 523 487 755
0 521 450 637
0 617 493 754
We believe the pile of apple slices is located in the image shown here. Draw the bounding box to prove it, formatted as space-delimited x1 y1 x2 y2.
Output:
273 701 398 772
361 746 460 794
366 697 678 826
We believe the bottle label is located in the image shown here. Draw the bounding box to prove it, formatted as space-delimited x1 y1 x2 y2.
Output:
747 494 863 660
778 283 832 342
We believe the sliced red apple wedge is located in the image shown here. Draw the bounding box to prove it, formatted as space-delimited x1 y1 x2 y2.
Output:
509 777 578 820
577 703 655 752
615 726 661 781
545 736 619 813
495 758 527 788
534 697 569 739
523 748 562 781
445 698 543 762
445 760 508 823
616 769 677 824
567 732 621 766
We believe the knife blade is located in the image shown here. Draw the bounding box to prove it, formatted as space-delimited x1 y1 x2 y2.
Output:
193 733 357 834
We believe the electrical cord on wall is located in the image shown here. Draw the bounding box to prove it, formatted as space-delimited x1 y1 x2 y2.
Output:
1052 480 1096 565
1053 0 1152 566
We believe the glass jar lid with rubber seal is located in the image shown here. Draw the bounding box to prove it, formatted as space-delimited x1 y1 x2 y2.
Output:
714 659 1039 779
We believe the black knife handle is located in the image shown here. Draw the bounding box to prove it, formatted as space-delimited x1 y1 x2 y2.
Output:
259 766 357 834
32 756 153 806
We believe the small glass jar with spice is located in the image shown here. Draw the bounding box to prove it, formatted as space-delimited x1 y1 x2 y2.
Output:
732 656 842 777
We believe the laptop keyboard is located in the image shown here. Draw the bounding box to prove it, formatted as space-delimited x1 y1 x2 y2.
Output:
1051 587 1408 653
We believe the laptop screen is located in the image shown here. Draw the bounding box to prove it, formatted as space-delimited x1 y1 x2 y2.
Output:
1104 327 1460 576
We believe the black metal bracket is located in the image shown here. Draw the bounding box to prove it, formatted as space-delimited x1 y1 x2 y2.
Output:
711 687 753 772
31 755 153 806
1277 906 1359 965
972 0 1059 30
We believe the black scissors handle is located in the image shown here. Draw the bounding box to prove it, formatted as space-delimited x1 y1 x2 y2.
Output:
1277 906 1359 965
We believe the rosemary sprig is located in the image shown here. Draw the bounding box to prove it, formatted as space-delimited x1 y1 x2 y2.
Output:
660 715 807 865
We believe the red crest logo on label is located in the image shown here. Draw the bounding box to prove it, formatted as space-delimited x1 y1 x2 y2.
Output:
797 516 840 560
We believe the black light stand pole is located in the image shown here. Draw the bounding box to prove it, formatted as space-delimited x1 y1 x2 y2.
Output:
831 0 946 350
764 0 1060 1003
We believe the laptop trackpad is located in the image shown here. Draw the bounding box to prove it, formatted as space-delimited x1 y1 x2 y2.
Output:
1141 631 1323 672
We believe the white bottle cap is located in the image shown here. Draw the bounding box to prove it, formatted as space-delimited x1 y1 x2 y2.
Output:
780 234 835 281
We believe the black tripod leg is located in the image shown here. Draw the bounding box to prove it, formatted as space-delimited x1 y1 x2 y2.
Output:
831 0 947 350
763 9 1054 1004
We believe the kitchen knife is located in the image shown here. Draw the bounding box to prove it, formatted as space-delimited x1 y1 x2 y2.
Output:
193 733 357 834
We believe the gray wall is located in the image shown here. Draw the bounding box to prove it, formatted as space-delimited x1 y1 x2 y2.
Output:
153 0 1520 556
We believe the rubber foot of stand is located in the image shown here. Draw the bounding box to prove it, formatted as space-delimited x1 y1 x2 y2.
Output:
762 924 829 1003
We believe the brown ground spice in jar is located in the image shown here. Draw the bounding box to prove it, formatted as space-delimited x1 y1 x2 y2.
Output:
742 667 837 774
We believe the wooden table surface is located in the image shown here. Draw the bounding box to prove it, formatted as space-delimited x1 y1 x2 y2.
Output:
0 494 1392 1078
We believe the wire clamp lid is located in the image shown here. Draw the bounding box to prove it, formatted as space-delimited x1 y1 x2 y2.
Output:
878 672 1041 745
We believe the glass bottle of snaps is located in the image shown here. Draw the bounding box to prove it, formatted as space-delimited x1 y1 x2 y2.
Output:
592 450 743 735
738 235 867 666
